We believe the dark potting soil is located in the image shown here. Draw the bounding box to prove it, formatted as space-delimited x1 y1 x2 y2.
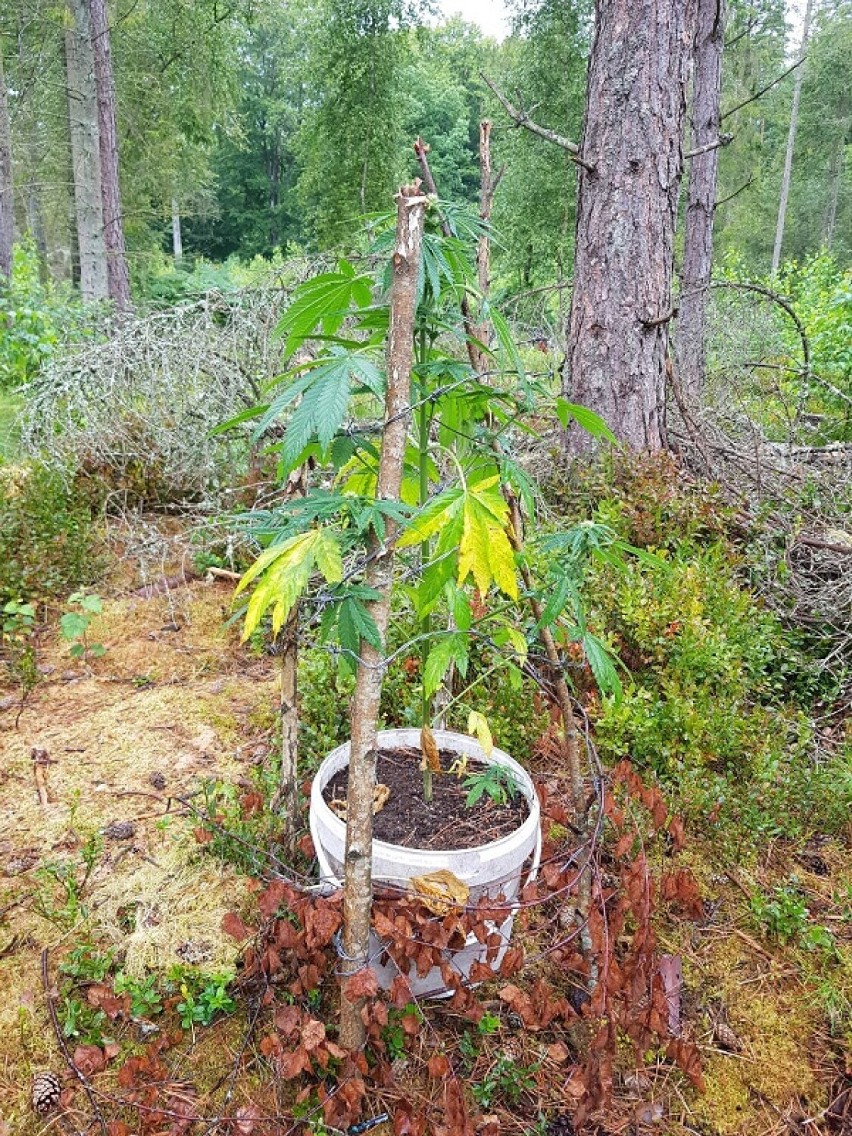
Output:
322 747 529 851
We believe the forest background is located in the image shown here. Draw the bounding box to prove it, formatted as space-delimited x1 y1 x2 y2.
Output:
0 0 851 1130
0 0 848 306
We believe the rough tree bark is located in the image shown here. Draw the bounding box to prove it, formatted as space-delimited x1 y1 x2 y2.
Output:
0 39 15 279
771 0 814 275
564 0 697 452
89 0 131 309
677 0 726 403
65 0 109 301
339 184 429 1051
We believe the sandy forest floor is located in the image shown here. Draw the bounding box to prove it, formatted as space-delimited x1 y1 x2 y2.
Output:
0 532 850 1135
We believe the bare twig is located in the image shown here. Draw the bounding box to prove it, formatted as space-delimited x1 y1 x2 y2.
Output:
721 58 805 121
715 174 754 208
42 948 110 1136
684 132 734 159
480 74 594 172
709 279 810 380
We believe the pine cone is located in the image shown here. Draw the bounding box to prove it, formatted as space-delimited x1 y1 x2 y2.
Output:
31 1070 62 1115
713 1020 743 1052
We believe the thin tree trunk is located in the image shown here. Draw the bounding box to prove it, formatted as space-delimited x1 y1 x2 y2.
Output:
564 0 697 452
339 184 429 1052
0 40 14 279
771 0 814 275
822 137 844 248
89 0 131 308
26 184 50 284
677 0 725 403
65 0 108 301
272 466 309 853
171 198 183 262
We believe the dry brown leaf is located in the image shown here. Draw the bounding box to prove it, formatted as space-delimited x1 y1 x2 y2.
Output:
410 869 469 915
427 1053 450 1078
73 1045 107 1077
546 1041 570 1064
344 967 380 1002
232 1104 262 1134
277 1046 312 1079
301 1018 326 1052
221 912 253 941
420 725 442 775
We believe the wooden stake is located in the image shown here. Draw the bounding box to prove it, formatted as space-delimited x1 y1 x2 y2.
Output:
338 185 429 1051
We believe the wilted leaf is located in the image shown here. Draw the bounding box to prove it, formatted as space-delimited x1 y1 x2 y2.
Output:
466 710 493 757
304 901 342 949
546 1041 570 1064
278 1046 313 1080
635 1102 664 1126
73 1045 107 1077
389 974 413 1008
221 912 254 941
274 1005 302 1037
301 1018 326 1052
232 1104 262 1135
420 725 442 774
344 968 379 1002
427 1053 450 1079
394 1099 428 1136
258 879 290 918
668 815 686 852
443 1077 474 1136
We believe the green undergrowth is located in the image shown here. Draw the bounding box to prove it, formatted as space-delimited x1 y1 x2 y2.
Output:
0 461 104 610
550 453 851 850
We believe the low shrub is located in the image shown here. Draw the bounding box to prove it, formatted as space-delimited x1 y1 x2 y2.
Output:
0 240 99 391
0 462 104 609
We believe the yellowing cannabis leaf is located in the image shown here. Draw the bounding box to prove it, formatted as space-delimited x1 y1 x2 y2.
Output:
235 529 342 639
399 476 518 600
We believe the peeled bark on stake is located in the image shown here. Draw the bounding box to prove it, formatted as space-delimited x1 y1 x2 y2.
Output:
339 184 429 1051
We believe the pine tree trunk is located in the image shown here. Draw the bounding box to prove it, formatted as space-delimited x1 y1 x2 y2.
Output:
771 0 814 275
564 0 697 452
677 0 725 403
65 0 108 301
171 198 183 262
0 40 14 280
339 185 429 1052
89 0 131 308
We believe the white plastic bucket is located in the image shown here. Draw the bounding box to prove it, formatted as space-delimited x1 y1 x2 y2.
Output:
309 728 541 996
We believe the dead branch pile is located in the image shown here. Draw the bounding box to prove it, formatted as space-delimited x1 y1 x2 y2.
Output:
18 261 324 506
669 284 852 679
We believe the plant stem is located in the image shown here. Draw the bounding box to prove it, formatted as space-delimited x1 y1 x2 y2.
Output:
417 323 433 802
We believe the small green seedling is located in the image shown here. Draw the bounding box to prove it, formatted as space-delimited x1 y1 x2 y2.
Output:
60 591 106 660
2 599 39 716
463 763 519 808
174 971 236 1031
